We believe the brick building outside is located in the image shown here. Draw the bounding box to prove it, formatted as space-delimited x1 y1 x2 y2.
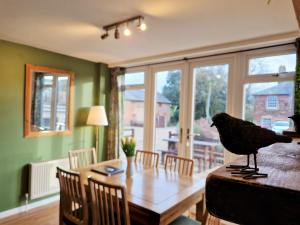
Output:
124 90 171 128
252 82 293 130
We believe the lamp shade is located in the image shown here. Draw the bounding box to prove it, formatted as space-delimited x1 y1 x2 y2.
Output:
87 106 108 126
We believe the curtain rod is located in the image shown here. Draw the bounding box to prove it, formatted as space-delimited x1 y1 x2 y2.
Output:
126 42 295 69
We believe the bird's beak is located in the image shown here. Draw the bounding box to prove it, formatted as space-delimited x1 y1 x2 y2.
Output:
210 122 215 127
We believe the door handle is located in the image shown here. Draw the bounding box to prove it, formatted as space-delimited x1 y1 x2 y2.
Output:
179 128 183 143
187 129 201 140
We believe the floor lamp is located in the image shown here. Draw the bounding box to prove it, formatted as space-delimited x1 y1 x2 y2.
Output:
87 106 108 159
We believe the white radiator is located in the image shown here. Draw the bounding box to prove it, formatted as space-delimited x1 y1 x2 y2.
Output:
29 158 69 200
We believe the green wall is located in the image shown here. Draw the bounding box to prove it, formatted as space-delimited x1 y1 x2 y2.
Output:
0 40 109 212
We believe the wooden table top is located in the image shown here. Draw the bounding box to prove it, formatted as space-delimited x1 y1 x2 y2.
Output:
206 141 300 225
76 159 206 215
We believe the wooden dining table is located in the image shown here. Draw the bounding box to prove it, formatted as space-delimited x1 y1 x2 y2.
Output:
76 159 206 225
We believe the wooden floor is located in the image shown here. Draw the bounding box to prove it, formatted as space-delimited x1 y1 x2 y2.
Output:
0 201 235 225
0 202 59 225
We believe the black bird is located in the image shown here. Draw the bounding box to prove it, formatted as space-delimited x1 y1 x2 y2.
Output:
211 112 292 178
288 114 300 133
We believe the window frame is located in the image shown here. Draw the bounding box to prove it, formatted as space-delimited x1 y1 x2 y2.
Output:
247 52 296 77
243 45 296 80
240 45 296 120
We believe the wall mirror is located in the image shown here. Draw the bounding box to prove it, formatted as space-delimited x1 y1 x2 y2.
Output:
24 64 74 137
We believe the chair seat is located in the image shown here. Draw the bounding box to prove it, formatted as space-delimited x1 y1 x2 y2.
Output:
62 215 78 225
169 215 202 225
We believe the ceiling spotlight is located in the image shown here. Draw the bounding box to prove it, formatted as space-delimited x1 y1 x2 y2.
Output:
138 19 147 31
101 31 109 40
114 27 120 39
140 22 147 31
124 25 131 36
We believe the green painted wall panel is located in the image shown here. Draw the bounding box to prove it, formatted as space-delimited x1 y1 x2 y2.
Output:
0 40 109 212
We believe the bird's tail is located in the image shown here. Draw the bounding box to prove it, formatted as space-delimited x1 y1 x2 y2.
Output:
276 135 292 143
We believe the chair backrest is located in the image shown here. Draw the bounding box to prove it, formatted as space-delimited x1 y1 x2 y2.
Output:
88 177 131 225
57 167 88 225
164 155 194 176
135 150 159 168
69 147 97 169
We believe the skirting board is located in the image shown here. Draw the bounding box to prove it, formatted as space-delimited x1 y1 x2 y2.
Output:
0 195 59 219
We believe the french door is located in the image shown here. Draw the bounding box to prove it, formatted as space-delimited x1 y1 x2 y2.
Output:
125 58 233 172
149 58 233 172
185 58 233 173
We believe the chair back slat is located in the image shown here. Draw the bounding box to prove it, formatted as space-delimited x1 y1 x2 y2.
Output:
69 148 97 169
88 177 131 225
135 150 159 168
57 167 88 225
164 155 194 176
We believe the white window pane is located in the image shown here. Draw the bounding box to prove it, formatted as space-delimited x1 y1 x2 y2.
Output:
192 64 228 173
154 70 181 165
125 72 144 85
123 89 145 150
244 81 294 134
248 53 296 75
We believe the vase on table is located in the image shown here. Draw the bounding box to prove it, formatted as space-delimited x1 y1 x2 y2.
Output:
126 156 134 176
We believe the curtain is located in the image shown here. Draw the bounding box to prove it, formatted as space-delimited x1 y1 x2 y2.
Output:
106 67 125 160
295 38 300 114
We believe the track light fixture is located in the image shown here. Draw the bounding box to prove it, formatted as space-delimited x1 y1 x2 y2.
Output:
114 27 120 39
101 15 146 40
101 30 109 40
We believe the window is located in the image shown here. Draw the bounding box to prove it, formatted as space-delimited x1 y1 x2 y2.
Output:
153 69 182 164
243 48 296 134
123 72 145 150
244 82 294 131
248 53 296 76
120 45 296 171
260 118 272 129
266 96 278 110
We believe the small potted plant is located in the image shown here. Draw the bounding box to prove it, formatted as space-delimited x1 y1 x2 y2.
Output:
121 137 136 175
121 137 136 164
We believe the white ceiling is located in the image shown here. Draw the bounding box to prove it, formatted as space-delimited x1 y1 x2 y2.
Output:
0 0 298 65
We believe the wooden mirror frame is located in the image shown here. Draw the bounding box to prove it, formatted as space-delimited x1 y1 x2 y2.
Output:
24 64 74 138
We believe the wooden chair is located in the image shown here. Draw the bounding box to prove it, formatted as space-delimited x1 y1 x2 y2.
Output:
88 177 131 225
204 212 221 225
69 147 97 169
164 155 194 176
135 150 160 168
57 167 88 225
